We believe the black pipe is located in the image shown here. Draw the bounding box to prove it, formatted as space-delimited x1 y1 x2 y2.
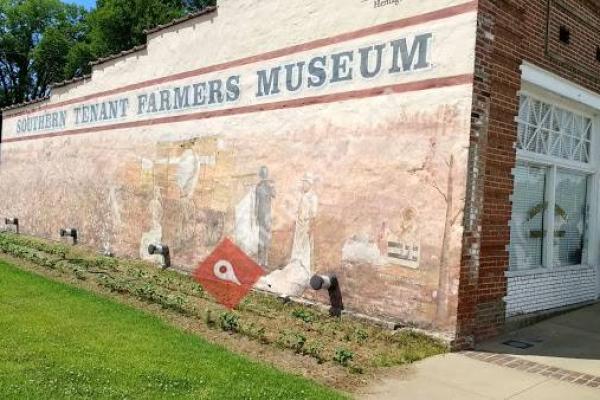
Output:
60 228 78 245
5 218 18 234
148 244 171 269
310 274 344 317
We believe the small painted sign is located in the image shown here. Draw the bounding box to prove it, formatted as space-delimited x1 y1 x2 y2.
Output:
194 238 264 309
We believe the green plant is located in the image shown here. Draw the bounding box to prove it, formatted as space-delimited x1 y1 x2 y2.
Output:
239 322 269 344
349 365 364 374
304 341 325 363
0 233 69 258
162 295 189 314
190 284 205 298
129 268 149 279
68 255 118 272
333 348 354 366
73 268 87 280
135 283 158 300
277 330 307 354
354 328 369 344
219 312 240 332
291 308 316 323
98 276 132 294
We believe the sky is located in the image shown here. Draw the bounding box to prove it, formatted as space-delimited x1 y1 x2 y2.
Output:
67 0 96 10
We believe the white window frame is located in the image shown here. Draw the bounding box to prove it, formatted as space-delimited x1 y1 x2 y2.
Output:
517 96 593 167
508 76 600 277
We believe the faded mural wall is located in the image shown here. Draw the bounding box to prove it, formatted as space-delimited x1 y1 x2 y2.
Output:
0 0 477 333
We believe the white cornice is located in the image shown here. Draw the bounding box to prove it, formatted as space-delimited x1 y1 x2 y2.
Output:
521 62 600 110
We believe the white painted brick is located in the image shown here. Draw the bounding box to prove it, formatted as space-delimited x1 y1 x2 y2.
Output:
506 268 598 317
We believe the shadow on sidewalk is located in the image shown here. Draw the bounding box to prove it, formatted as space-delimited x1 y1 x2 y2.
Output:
475 302 600 376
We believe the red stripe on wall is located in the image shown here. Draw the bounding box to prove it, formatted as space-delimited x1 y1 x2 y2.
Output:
4 1 477 119
2 74 473 143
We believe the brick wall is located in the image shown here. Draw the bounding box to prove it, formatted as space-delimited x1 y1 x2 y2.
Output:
506 268 598 316
456 0 600 347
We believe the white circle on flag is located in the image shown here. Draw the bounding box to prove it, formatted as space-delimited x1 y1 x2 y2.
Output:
213 260 242 286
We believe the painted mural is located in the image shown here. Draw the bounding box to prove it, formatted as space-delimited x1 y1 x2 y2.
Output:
0 0 477 333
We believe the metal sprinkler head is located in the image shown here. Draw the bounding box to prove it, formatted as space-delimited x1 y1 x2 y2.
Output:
310 273 344 317
60 228 78 245
148 243 171 270
4 218 19 234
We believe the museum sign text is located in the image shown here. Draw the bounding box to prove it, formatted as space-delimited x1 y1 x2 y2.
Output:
14 33 432 135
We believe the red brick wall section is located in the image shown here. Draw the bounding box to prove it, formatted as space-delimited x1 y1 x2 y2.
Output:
456 0 600 348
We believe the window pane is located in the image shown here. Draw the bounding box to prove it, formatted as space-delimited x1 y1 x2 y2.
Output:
509 163 546 270
517 94 591 164
554 171 587 267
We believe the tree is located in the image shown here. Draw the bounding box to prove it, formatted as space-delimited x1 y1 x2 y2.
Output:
0 0 216 108
434 154 463 326
0 0 87 107
72 0 216 76
407 105 464 327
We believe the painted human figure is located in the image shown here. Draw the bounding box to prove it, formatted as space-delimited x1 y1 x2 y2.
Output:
377 221 389 256
290 173 318 272
101 185 122 256
255 173 318 297
176 148 201 248
255 166 276 267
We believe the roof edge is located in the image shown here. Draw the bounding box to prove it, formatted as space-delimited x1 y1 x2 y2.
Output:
50 73 92 89
1 96 50 113
144 6 217 35
1 6 218 114
89 44 147 68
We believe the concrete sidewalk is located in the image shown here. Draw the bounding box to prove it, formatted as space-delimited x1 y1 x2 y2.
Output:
358 303 600 399
477 303 600 378
357 353 599 399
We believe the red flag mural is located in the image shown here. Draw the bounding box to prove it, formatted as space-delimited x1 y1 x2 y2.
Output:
194 238 264 309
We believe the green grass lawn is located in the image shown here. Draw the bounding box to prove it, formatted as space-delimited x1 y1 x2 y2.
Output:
0 261 346 399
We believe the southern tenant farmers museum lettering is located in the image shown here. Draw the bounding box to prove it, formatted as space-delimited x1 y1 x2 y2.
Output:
15 32 432 135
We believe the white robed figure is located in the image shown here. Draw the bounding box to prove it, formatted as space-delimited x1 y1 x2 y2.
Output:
290 175 318 270
256 173 318 297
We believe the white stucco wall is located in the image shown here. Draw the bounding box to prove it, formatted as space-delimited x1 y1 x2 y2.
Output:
0 0 478 332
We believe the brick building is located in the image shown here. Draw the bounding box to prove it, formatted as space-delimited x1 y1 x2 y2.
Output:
458 0 600 347
1 0 599 347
